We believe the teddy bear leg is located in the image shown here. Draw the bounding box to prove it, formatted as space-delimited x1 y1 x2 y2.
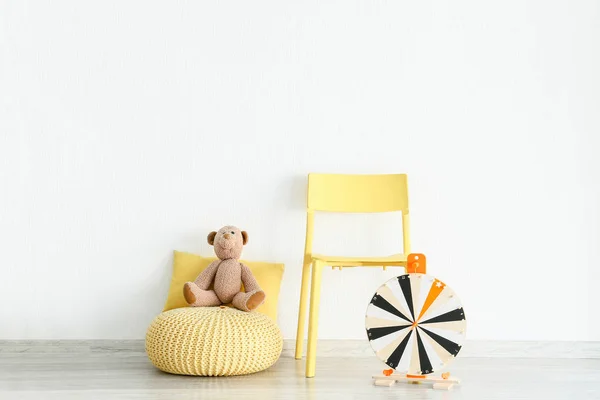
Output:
232 290 266 312
183 282 222 307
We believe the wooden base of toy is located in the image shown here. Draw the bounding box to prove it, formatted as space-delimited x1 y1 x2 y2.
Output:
372 373 460 391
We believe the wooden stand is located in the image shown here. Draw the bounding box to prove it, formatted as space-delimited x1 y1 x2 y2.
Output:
372 373 460 391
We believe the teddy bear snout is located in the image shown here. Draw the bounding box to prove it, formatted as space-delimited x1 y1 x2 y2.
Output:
224 233 231 239
218 237 235 249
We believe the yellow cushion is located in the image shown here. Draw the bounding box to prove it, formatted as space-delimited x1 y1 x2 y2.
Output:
146 307 283 376
163 250 284 321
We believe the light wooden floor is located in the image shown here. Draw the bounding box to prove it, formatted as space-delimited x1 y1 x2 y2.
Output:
1 348 600 400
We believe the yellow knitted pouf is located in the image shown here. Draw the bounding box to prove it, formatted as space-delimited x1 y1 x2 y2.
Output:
145 306 283 376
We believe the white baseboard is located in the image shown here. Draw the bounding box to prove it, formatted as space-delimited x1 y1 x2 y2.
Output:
1 340 599 359
286 339 600 359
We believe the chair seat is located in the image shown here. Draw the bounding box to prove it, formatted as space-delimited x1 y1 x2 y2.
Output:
311 253 407 266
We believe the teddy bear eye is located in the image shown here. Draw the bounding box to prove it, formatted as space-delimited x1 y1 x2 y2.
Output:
231 231 235 234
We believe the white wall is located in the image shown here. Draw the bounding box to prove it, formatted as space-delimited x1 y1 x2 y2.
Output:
1 0 599 341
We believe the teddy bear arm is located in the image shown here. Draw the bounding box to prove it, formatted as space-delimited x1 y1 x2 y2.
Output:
240 263 262 292
193 260 220 290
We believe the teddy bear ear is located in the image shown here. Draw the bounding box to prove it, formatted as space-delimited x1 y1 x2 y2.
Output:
241 231 249 245
207 231 217 245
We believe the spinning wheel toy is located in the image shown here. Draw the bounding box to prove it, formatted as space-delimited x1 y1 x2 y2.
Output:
366 254 466 390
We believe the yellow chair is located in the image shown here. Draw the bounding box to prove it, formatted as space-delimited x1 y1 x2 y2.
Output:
295 173 411 377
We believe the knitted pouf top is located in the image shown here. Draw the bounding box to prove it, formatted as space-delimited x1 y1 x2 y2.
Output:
146 306 282 376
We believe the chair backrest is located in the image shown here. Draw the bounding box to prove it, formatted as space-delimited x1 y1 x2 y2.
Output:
307 173 409 214
304 173 411 256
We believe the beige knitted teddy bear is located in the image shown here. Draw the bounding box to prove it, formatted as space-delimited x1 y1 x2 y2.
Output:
183 226 266 312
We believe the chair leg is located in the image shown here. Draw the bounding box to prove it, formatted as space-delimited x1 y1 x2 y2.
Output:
306 260 323 378
295 259 312 359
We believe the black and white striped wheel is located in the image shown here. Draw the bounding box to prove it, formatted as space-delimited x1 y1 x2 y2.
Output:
365 273 466 375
